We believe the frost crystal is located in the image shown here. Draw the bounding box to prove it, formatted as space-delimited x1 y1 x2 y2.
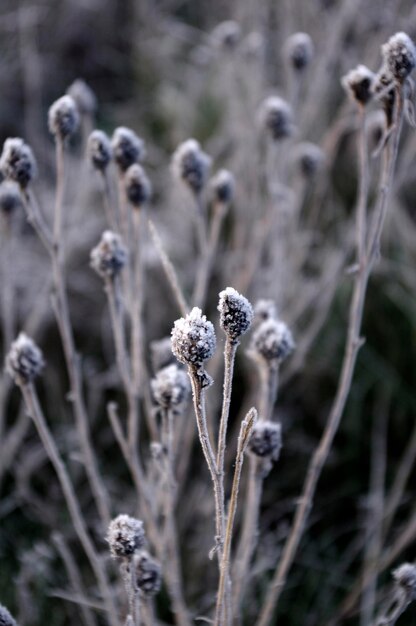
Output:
171 139 212 195
107 514 145 559
90 231 128 279
171 307 216 366
6 333 44 386
218 287 253 342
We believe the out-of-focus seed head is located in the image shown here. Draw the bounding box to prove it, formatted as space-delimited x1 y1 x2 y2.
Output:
291 142 325 179
150 337 176 373
284 32 314 71
48 95 80 140
171 307 216 367
0 604 18 626
248 421 282 460
107 514 145 559
134 552 162 597
6 333 44 386
210 20 241 50
393 563 416 600
87 130 112 171
171 139 212 196
367 110 386 150
90 231 128 280
66 78 97 116
373 65 396 127
151 364 190 410
254 299 277 324
382 32 416 82
218 287 253 342
124 164 152 208
241 32 265 60
112 127 145 172
251 318 295 363
0 138 37 188
259 96 295 141
210 169 235 205
0 181 23 215
342 65 375 105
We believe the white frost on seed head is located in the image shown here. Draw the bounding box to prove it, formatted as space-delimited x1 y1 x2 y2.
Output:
218 287 253 341
171 307 216 366
6 332 44 386
171 139 212 195
107 514 145 559
382 32 416 82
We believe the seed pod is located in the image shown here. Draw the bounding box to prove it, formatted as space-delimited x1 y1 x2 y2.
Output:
87 130 112 171
124 163 152 208
151 364 190 410
107 515 145 559
171 307 216 367
248 420 282 461
112 127 145 172
218 287 253 342
6 333 45 386
48 95 80 140
66 78 97 116
0 138 37 188
134 551 162 597
210 169 235 205
90 231 128 279
0 604 18 626
171 139 212 196
291 142 324 179
342 65 375 105
251 318 294 363
382 32 416 83
259 96 294 141
210 20 241 50
284 32 314 71
0 181 23 215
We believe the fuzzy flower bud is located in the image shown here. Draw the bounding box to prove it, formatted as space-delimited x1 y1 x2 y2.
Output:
107 515 145 559
6 333 44 386
124 164 152 208
112 127 145 172
259 96 295 141
66 78 97 116
248 421 282 460
218 287 253 342
171 139 212 196
291 142 325 178
87 130 112 171
342 65 375 105
150 337 176 373
151 364 190 410
0 604 18 626
0 181 23 214
90 231 128 279
48 95 80 140
134 552 162 597
251 318 294 362
393 563 416 600
171 307 216 367
382 32 416 82
0 138 36 188
210 169 235 205
284 32 314 71
210 20 241 50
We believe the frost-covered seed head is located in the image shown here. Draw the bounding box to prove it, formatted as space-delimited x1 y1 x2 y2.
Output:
90 231 128 279
66 79 97 116
393 563 416 599
151 364 190 410
0 604 18 626
259 97 294 141
211 169 235 204
124 164 152 208
48 95 80 139
134 552 162 597
210 20 241 50
382 32 416 82
112 127 145 172
171 307 216 366
342 65 375 105
218 287 253 342
107 515 145 559
87 130 112 171
251 318 295 362
0 181 23 214
249 421 282 460
0 138 36 188
171 139 212 195
254 300 277 324
150 337 176 373
284 33 314 71
292 142 325 178
6 333 44 386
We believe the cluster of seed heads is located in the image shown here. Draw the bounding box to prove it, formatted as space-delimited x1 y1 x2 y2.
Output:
0 138 36 189
218 287 253 343
133 552 162 597
248 421 282 461
6 333 44 386
112 127 145 172
66 78 97 116
0 604 18 626
87 130 112 171
251 318 295 363
259 96 295 141
171 139 212 196
171 307 216 367
342 65 375 105
107 515 146 559
90 231 128 280
124 163 152 208
151 364 190 411
210 169 235 205
284 32 314 71
48 95 80 140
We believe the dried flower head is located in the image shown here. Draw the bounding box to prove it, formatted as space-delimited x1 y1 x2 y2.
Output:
291 142 325 178
0 138 36 188
393 563 416 599
248 421 282 460
210 20 241 50
124 164 152 208
259 96 295 141
284 32 314 71
171 139 212 196
210 169 235 205
112 127 145 172
342 65 375 105
251 318 295 362
150 337 176 373
66 78 97 116
0 604 18 626
90 231 128 279
382 32 416 82
171 307 216 367
107 515 145 559
87 130 112 171
134 552 162 597
254 299 277 324
48 95 80 139
6 333 44 386
151 364 190 410
0 181 23 215
218 287 253 342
